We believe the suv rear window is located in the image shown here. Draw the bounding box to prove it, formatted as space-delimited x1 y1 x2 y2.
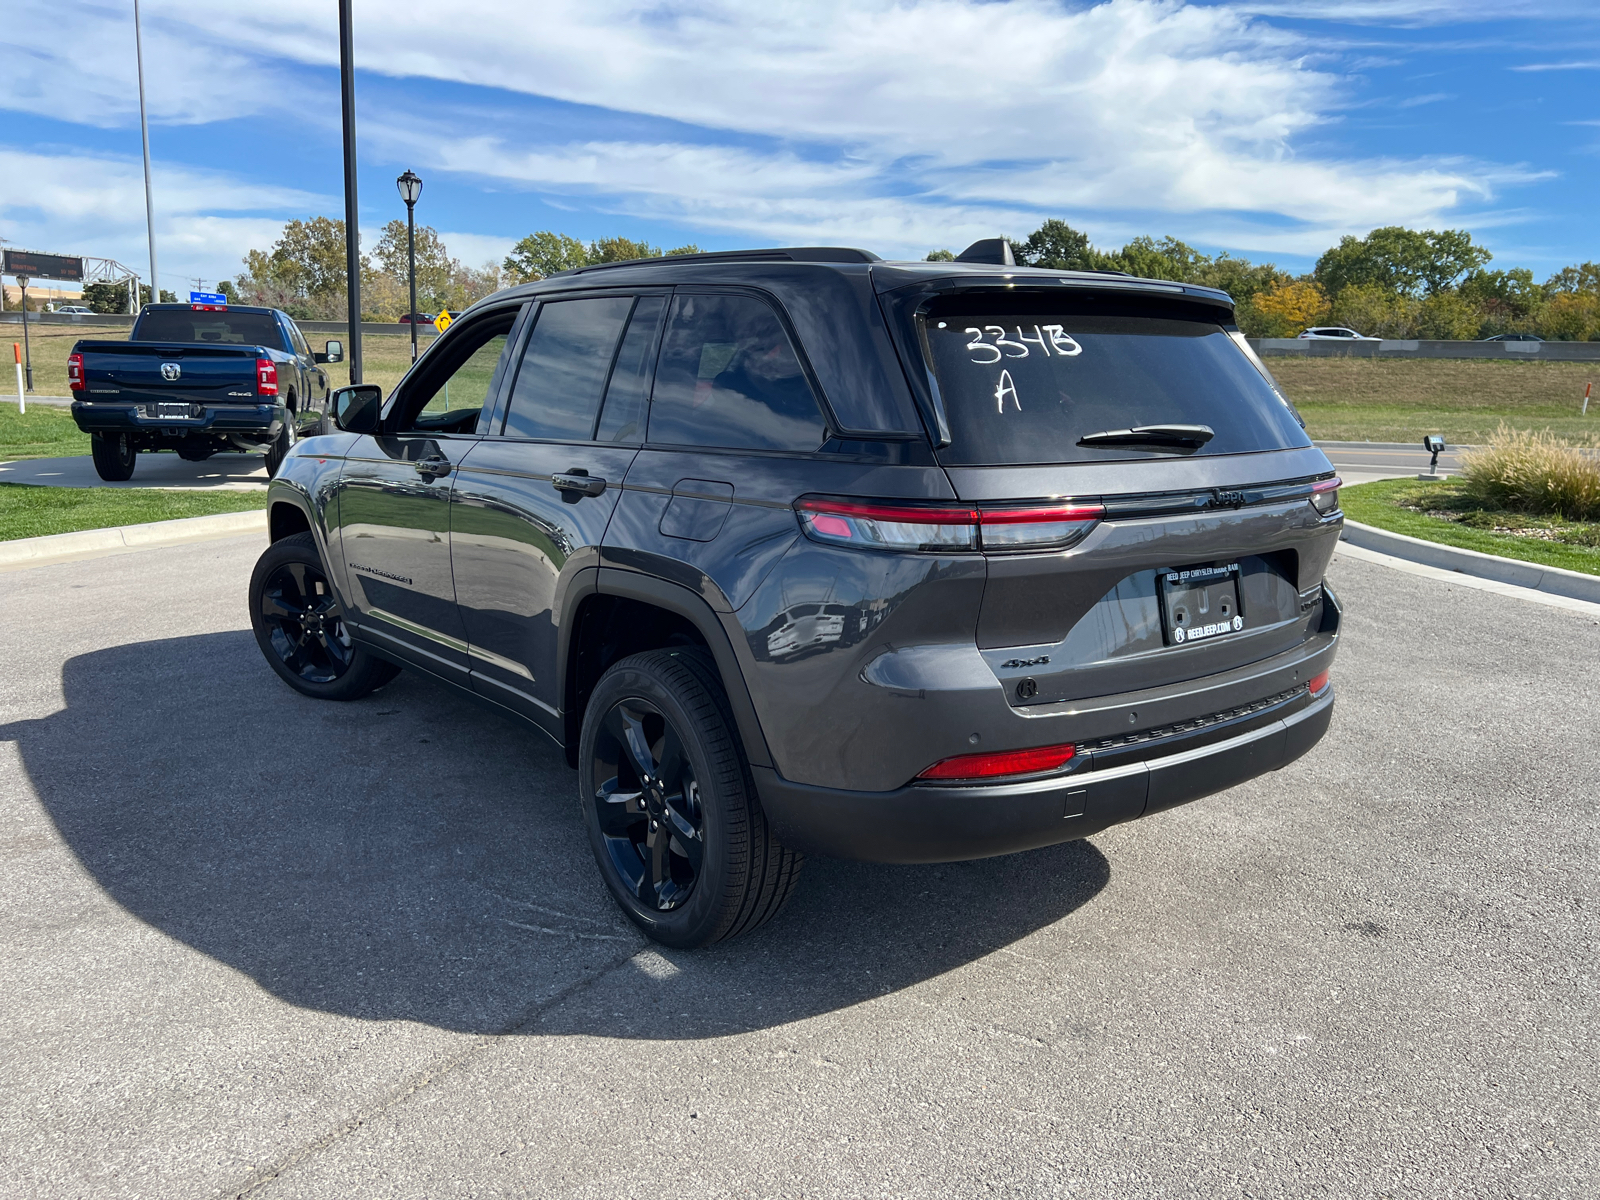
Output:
132 309 285 348
923 309 1309 465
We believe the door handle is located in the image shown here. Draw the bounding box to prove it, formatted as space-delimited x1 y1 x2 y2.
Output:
415 454 452 477
552 471 607 497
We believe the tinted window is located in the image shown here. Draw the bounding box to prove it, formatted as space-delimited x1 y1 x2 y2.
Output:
924 313 1311 466
648 293 824 452
286 319 311 356
132 309 284 348
595 296 666 444
502 297 632 441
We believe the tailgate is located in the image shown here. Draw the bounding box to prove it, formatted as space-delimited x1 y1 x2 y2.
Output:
949 450 1341 706
79 342 264 403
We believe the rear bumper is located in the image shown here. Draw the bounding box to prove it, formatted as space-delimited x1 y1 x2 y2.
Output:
753 684 1334 863
71 400 285 442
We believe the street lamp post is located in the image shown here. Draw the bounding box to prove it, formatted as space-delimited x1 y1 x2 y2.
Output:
396 170 423 362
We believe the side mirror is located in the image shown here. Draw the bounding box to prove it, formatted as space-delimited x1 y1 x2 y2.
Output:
332 384 383 433
315 339 344 364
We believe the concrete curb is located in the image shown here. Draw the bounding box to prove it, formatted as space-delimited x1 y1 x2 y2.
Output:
1340 519 1600 605
0 509 266 571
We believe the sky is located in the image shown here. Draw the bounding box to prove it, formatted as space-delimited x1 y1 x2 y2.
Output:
2 0 1598 297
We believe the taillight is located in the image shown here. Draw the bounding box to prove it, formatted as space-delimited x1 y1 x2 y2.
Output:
978 502 1104 551
256 357 278 396
1310 477 1341 516
796 498 979 552
916 742 1076 782
67 352 85 392
1307 670 1330 695
794 497 1104 554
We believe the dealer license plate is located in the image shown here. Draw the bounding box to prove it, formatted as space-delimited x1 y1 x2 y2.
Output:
1160 563 1244 646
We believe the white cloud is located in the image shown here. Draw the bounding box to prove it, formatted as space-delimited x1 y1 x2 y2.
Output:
436 230 517 270
0 0 1574 273
0 148 328 289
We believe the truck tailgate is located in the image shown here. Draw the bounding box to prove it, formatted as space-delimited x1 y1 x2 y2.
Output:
76 341 263 403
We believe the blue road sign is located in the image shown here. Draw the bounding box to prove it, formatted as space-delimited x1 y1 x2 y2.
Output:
189 291 226 306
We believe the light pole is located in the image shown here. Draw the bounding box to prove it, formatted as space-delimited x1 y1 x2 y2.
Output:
133 0 158 312
396 170 423 362
338 0 362 385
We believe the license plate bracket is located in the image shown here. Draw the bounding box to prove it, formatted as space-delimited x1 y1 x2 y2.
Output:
148 402 194 420
1159 562 1244 646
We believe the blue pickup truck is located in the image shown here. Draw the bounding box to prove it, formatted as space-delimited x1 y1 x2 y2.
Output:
68 303 343 480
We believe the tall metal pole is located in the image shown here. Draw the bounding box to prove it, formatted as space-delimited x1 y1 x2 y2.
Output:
18 278 33 392
338 0 363 385
133 0 158 311
406 202 419 362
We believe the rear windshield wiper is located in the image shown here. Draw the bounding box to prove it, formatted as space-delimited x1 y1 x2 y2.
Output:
1077 424 1215 449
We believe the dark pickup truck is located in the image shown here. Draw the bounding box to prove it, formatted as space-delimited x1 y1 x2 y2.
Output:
68 303 344 480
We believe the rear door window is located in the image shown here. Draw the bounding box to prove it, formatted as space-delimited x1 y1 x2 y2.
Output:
923 310 1310 465
502 296 633 441
647 293 825 453
595 296 666 444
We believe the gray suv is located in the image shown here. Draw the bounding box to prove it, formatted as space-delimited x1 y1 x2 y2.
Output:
249 243 1342 947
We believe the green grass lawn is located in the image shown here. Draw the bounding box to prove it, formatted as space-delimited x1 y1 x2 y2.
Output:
1273 358 1600 444
0 482 266 542
7 324 435 399
1341 478 1600 577
0 404 91 460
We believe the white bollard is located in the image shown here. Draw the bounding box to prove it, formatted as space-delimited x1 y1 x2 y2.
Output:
12 342 23 414
1584 382 1591 416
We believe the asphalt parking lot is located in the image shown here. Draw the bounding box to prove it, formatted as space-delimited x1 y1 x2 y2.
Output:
2 537 1596 1198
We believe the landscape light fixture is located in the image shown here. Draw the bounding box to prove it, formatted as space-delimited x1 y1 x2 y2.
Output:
396 170 423 362
1424 435 1444 473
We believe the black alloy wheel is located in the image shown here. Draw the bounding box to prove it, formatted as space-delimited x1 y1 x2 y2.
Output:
579 649 803 947
591 696 707 912
259 558 353 684
248 532 400 700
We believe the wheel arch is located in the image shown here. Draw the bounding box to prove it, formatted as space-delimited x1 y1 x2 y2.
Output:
268 495 313 543
562 569 773 771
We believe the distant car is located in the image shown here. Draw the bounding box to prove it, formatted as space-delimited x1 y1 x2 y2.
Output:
1481 333 1543 342
1298 327 1374 340
53 305 95 315
396 312 435 325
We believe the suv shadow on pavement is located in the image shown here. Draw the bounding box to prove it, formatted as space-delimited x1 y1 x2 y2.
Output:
4 631 1110 1037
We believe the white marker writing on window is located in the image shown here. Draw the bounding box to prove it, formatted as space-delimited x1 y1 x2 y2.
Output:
995 369 1020 413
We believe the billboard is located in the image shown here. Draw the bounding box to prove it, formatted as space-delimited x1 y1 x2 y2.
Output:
3 250 85 281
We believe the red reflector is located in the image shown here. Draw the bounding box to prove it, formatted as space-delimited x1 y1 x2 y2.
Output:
916 742 1076 782
257 357 278 396
1307 670 1330 694
68 352 85 391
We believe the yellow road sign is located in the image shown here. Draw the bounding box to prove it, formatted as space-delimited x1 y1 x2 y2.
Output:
432 311 453 333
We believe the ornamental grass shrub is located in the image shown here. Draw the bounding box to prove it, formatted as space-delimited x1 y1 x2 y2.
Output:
1460 425 1600 520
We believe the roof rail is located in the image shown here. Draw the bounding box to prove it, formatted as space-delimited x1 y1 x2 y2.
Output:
552 246 881 277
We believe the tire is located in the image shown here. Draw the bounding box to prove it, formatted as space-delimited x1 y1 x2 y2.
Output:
249 532 401 700
264 412 296 478
579 648 803 948
90 432 137 481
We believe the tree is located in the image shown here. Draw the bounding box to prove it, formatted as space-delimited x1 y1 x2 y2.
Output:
589 236 659 263
1111 236 1207 281
371 219 456 311
1543 262 1600 295
82 281 174 312
232 217 356 319
1250 280 1331 337
503 231 589 283
925 249 955 262
1016 219 1101 271
1314 226 1490 299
